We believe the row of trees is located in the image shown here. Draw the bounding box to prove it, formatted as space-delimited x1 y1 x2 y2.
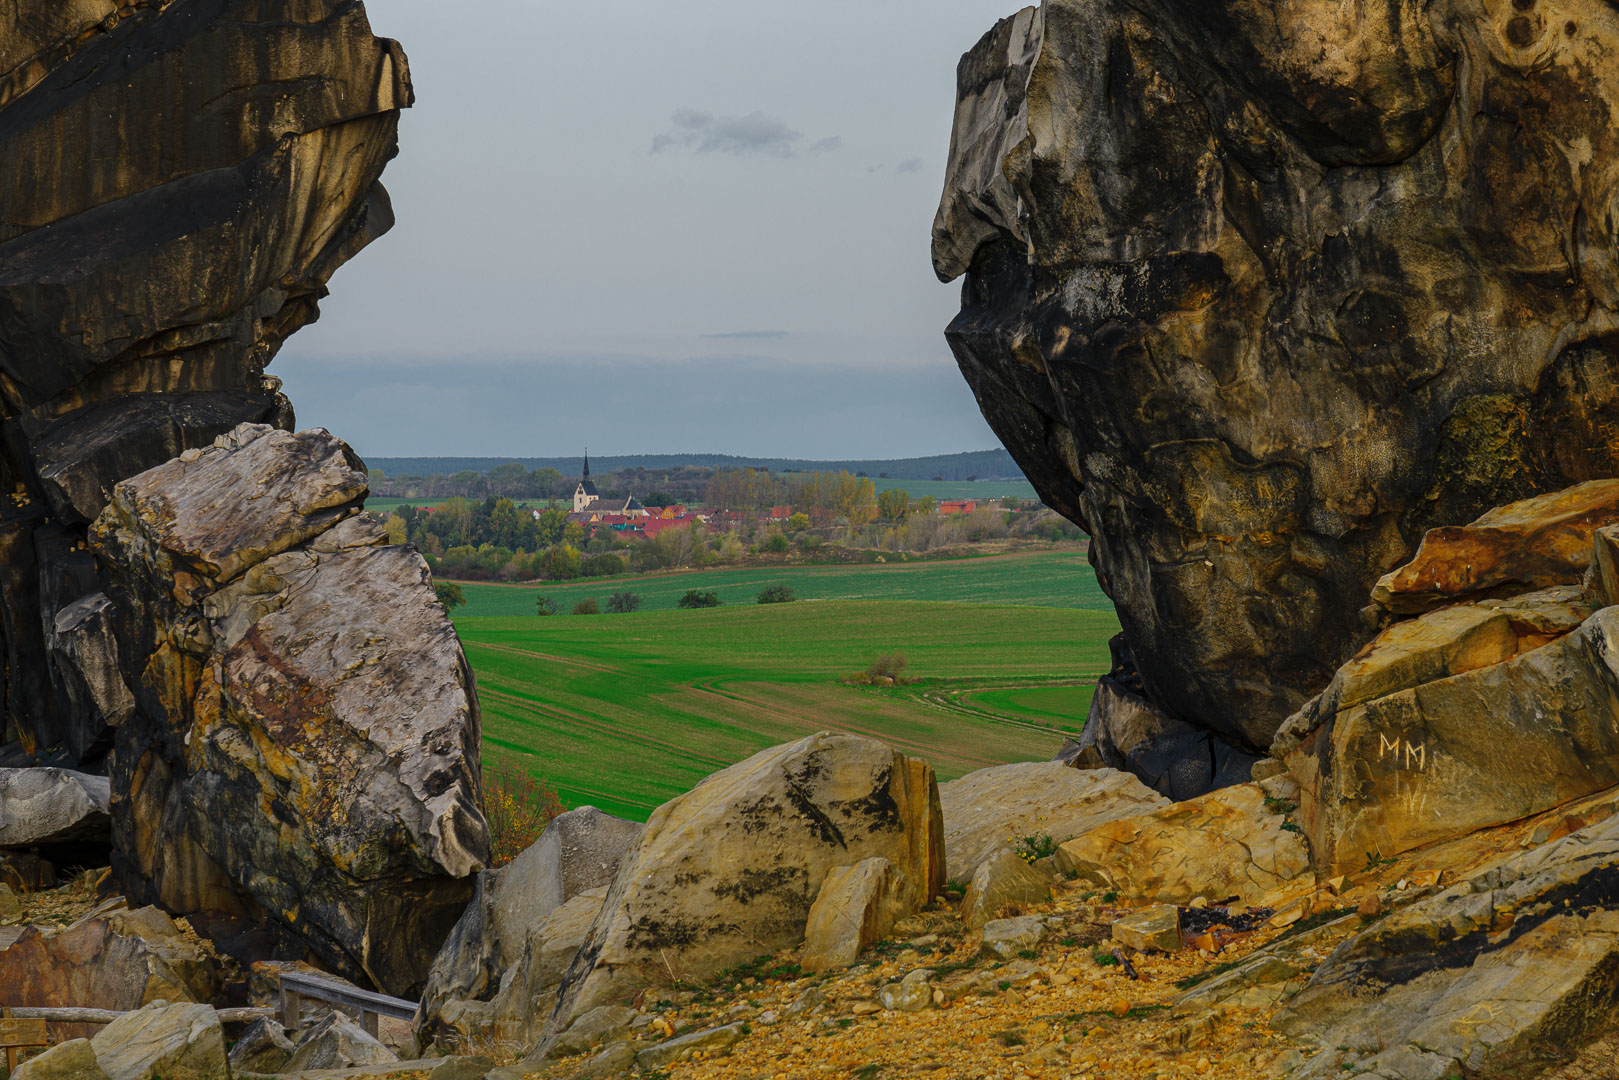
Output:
372 463 716 505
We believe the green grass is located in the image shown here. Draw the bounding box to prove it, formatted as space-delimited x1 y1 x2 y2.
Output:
961 684 1097 726
450 551 1112 617
458 594 1118 820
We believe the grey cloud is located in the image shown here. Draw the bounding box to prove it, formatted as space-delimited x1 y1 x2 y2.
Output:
809 135 843 155
895 157 924 174
650 108 803 157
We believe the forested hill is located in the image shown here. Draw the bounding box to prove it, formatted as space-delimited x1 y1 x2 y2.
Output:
368 449 1022 482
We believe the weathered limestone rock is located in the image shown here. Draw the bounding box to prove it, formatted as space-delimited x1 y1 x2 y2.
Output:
0 767 108 848
479 890 607 1051
939 760 1167 881
878 968 934 1012
0 905 219 1030
11 1038 110 1080
635 1024 745 1071
285 1011 399 1072
227 1016 296 1074
1284 586 1596 740
0 0 411 765
91 424 487 996
542 1005 637 1061
979 914 1046 961
90 1001 227 1080
1111 904 1182 955
1273 815 1619 1080
1055 780 1312 906
801 857 911 973
932 0 1619 762
533 733 943 1052
415 807 641 1048
1372 481 1619 614
1065 672 1263 800
959 846 1053 929
1286 601 1619 875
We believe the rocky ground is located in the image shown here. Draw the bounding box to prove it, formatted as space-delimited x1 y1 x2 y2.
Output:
481 787 1619 1080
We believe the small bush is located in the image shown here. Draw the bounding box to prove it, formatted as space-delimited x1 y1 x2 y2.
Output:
756 584 795 604
433 580 466 611
762 531 790 553
483 762 566 867
535 596 557 617
606 591 642 614
572 598 600 615
677 589 722 609
867 652 909 682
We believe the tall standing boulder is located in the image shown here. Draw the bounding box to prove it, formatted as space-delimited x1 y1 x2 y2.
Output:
1282 487 1619 873
0 0 411 767
932 0 1619 765
531 733 944 1055
90 424 487 996
416 806 644 1052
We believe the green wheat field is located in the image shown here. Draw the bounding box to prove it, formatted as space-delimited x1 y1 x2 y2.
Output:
452 552 1120 820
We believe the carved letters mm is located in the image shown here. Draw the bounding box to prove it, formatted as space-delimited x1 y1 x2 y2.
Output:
1377 733 1428 770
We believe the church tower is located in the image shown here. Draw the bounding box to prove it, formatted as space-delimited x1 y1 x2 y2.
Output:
573 450 600 512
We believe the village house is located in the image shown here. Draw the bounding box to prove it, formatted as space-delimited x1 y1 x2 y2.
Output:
938 499 977 515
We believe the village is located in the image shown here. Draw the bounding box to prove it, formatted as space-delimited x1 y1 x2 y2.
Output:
560 455 982 542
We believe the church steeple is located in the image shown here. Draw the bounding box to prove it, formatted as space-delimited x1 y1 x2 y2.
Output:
582 449 590 479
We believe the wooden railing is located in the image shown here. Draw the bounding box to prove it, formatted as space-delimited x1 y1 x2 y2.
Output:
277 971 417 1038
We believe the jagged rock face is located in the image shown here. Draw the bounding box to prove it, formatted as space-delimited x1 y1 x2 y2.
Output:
90 424 487 997
1282 484 1619 873
1274 814 1619 1079
934 1 1619 750
0 0 410 765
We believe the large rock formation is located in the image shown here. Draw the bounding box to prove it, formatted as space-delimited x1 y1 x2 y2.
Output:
0 0 410 766
1282 484 1619 873
532 732 944 1054
933 1 1619 756
91 424 487 997
0 1 486 997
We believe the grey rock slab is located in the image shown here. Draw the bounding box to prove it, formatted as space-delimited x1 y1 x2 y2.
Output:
542 1004 637 1061
227 1015 296 1074
1112 904 1181 954
959 846 1052 929
565 1041 636 1079
635 1023 746 1071
979 914 1047 961
11 1037 110 1080
285 1012 399 1072
90 1001 228 1080
878 968 934 1012
801 856 909 973
0 767 109 847
416 806 640 1048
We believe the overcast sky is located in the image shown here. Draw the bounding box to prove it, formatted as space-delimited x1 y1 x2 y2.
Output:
274 0 1021 460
